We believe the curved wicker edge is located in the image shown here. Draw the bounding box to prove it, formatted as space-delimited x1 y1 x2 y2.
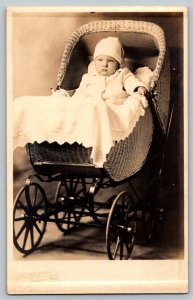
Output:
57 20 166 90
104 106 154 182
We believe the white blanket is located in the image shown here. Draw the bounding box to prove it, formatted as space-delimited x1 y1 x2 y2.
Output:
13 92 148 167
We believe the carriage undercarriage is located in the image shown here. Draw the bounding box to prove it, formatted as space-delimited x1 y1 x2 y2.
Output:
13 170 165 259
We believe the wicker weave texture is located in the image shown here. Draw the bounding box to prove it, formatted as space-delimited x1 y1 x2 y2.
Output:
29 142 92 165
104 106 153 181
154 49 170 133
57 20 166 90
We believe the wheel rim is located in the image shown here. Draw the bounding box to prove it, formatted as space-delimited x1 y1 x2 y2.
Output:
106 191 136 260
13 183 48 254
55 178 86 233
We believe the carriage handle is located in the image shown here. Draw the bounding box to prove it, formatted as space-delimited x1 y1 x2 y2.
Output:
56 20 166 91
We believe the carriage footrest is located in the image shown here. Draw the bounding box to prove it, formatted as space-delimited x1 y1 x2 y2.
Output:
27 142 107 178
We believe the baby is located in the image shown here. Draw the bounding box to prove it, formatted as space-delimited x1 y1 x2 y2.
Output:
56 37 149 104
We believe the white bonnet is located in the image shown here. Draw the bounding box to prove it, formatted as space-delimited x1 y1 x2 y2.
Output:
93 37 124 64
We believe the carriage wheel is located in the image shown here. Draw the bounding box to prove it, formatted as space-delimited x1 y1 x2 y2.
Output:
143 177 165 243
106 191 137 260
54 178 87 233
13 182 48 254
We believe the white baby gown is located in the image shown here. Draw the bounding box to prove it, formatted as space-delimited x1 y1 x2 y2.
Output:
13 67 152 167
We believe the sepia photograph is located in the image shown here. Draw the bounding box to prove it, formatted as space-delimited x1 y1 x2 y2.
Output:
7 6 188 294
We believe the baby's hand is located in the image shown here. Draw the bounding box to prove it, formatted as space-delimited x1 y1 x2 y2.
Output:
136 86 148 97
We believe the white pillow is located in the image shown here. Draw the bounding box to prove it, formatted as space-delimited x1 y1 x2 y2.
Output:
134 67 153 90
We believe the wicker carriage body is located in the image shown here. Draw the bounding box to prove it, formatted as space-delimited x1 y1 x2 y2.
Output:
29 20 169 182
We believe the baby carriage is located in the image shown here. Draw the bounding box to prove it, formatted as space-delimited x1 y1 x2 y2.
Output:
13 20 171 259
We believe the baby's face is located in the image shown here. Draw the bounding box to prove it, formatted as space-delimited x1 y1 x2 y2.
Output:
94 55 119 76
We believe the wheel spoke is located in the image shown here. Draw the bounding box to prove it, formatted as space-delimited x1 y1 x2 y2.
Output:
30 226 34 248
15 222 27 240
67 212 72 230
25 188 33 210
113 236 120 259
14 216 26 222
17 200 27 213
33 222 42 235
124 240 131 254
22 227 30 250
34 197 45 211
73 179 79 194
63 211 68 219
120 239 124 259
32 186 38 207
